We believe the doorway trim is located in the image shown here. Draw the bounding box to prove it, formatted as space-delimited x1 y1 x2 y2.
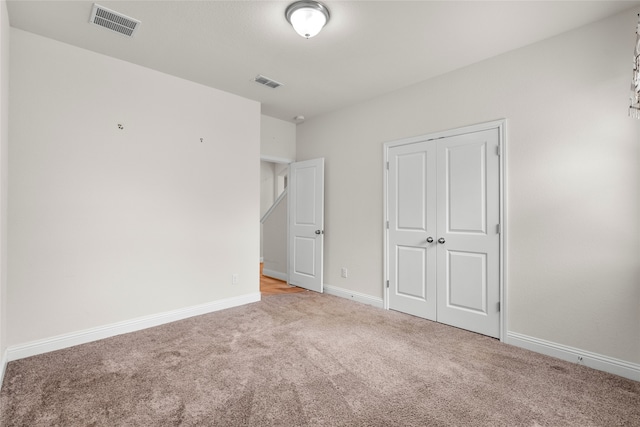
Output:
383 119 507 342
260 155 294 164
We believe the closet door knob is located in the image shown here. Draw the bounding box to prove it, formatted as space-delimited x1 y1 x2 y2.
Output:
438 238 446 244
426 237 434 243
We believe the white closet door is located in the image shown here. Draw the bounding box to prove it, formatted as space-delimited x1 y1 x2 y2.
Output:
436 129 500 338
386 127 501 338
387 142 437 320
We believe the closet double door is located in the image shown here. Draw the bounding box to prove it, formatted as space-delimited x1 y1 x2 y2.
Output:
387 128 500 338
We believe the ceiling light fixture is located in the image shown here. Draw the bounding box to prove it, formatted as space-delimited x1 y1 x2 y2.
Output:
285 1 330 39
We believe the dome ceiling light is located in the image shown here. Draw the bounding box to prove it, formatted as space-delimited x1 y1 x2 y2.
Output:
285 1 330 39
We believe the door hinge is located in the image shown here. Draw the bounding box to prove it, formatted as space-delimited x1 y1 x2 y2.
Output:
386 280 389 288
386 161 389 170
386 220 389 229
497 301 501 312
496 144 502 156
496 223 502 234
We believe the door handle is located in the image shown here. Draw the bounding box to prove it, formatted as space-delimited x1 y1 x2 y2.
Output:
426 237 434 243
315 230 323 235
438 238 445 244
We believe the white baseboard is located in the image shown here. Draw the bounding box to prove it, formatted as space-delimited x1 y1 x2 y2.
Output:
262 268 288 282
324 284 384 309
507 332 640 382
0 347 7 389
7 292 261 362
259 257 264 263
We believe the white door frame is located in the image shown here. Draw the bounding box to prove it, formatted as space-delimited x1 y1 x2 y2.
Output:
383 119 507 342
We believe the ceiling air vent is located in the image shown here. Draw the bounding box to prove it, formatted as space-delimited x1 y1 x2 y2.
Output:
254 75 284 89
89 4 140 37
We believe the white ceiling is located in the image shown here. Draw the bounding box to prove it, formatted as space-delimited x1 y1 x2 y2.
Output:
7 0 640 122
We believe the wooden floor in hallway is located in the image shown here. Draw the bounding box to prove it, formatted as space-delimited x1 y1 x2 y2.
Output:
260 263 307 296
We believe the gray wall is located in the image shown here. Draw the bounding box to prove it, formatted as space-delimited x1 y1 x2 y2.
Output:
262 193 288 280
296 10 640 365
261 115 295 162
8 29 260 346
0 0 9 370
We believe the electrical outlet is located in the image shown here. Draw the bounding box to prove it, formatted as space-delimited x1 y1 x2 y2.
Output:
341 268 348 278
232 274 239 285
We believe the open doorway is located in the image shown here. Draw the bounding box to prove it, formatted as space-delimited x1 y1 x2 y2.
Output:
260 156 325 295
260 158 292 293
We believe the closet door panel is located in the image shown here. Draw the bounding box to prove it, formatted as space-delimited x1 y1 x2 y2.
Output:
387 142 437 320
436 129 500 338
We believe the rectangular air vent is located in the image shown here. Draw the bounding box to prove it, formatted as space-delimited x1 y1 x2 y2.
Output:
254 75 284 89
89 4 140 37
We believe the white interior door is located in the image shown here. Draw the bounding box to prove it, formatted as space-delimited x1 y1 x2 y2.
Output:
386 127 501 338
288 158 324 293
387 142 437 320
435 129 500 338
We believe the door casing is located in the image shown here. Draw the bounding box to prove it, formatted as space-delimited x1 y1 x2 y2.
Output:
383 120 507 341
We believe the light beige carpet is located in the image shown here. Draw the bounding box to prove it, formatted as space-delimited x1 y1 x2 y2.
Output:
1 292 639 426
